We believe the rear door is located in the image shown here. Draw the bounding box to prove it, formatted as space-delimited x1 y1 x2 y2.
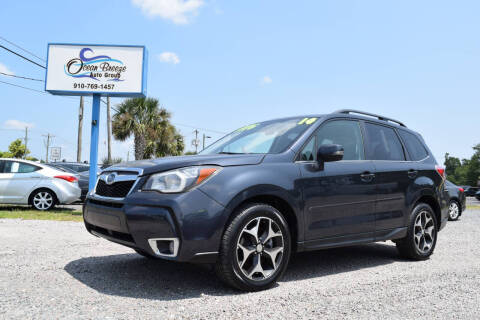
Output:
298 119 377 242
0 161 43 203
363 122 412 234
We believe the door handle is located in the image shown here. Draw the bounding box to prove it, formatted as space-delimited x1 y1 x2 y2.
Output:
407 169 418 179
360 172 375 183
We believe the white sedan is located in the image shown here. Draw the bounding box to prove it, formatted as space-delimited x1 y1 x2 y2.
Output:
0 158 81 210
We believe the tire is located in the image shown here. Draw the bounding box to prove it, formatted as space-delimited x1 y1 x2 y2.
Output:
396 203 438 260
448 200 460 221
30 189 56 211
215 203 291 291
134 249 158 259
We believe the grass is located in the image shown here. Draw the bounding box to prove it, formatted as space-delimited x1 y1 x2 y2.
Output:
0 205 83 222
467 205 480 210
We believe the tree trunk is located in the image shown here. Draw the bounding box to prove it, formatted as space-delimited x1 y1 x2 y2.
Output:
134 133 146 160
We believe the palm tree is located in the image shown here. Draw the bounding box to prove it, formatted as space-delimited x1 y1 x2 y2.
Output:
112 97 185 160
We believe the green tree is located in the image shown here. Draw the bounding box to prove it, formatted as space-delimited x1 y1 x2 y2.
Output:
8 139 29 158
465 144 480 186
445 144 480 186
101 156 123 166
444 153 461 182
112 97 184 160
0 151 13 158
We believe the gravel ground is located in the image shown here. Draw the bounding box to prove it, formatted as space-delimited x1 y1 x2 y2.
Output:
1 209 479 320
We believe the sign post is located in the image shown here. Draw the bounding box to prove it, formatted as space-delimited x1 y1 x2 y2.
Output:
89 94 101 190
45 43 147 192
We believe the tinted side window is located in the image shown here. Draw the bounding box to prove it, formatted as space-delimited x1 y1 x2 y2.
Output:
398 130 428 161
364 123 405 161
18 163 39 173
0 160 5 173
316 120 364 160
299 137 316 161
4 161 39 173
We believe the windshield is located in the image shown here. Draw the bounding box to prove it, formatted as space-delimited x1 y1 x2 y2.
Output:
199 117 319 155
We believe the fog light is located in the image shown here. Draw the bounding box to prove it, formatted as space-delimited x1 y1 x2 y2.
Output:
147 238 179 257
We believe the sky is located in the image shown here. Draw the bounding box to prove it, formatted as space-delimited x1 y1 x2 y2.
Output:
0 0 479 163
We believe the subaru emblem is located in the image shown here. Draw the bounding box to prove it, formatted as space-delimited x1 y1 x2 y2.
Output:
105 173 116 185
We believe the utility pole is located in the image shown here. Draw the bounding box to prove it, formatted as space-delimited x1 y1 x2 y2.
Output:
42 134 54 163
77 96 84 162
193 129 199 153
202 133 211 150
106 97 112 164
24 127 28 159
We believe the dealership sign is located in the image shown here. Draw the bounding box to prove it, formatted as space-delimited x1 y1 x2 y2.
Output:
45 44 147 96
45 43 148 191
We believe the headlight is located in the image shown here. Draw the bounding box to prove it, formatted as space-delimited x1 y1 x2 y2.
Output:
142 166 220 193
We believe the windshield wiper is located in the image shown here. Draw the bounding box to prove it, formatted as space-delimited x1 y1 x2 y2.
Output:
217 152 245 154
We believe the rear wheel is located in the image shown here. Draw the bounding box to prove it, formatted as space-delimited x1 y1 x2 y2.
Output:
448 200 460 221
396 203 437 260
215 203 291 291
31 189 56 211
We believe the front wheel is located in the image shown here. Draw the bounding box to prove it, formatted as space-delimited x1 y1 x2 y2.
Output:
215 203 291 291
396 203 438 260
448 200 460 221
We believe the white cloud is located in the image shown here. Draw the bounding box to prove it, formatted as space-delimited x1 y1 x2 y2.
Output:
0 62 14 75
4 120 34 130
260 76 272 85
158 52 180 64
132 0 204 24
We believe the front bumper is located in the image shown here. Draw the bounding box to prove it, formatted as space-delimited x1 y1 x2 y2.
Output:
83 188 226 263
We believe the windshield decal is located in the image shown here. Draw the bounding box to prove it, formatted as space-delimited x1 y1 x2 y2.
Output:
298 117 317 125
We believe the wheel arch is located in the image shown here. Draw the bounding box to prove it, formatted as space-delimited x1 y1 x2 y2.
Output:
222 185 302 252
414 194 442 230
28 187 59 206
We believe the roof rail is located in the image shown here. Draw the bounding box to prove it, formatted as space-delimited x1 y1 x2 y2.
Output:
333 109 406 127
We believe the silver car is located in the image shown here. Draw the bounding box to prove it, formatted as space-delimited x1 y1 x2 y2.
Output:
0 158 81 210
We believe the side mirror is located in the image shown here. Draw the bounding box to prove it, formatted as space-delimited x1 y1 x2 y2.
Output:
316 144 344 170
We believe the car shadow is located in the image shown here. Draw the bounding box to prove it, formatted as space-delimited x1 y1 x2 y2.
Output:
64 242 401 300
0 205 78 212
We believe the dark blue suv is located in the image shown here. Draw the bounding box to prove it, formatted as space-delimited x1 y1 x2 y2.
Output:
83 110 448 291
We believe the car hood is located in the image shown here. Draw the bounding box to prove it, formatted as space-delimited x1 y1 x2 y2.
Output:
104 154 266 176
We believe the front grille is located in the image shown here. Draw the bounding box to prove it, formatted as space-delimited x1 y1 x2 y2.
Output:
95 180 135 198
87 223 135 244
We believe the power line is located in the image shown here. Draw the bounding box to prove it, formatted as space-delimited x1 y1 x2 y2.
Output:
0 36 46 62
0 79 45 93
173 122 227 134
0 45 46 69
0 72 43 82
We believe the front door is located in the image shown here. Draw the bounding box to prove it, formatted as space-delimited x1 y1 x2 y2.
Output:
0 160 42 203
298 119 377 241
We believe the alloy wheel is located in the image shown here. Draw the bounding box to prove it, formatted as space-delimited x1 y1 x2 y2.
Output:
236 217 284 281
33 192 53 210
449 202 459 220
413 210 435 254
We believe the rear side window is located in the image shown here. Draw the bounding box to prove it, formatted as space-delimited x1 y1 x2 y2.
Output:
398 130 429 161
3 161 39 173
364 123 405 161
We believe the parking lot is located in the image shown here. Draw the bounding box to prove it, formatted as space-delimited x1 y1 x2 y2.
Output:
0 204 478 319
